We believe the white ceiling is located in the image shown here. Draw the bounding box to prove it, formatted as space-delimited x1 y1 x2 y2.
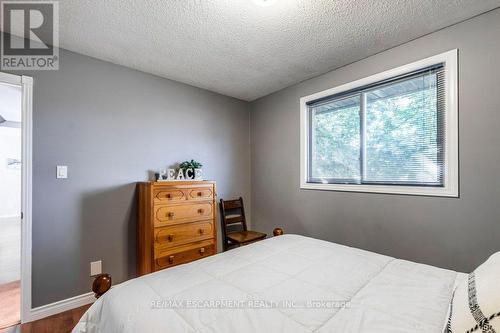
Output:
52 1 500 100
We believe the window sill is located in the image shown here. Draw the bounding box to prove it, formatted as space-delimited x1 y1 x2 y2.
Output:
300 182 458 197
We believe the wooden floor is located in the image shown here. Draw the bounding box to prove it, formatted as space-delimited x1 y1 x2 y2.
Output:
0 281 20 330
0 305 90 333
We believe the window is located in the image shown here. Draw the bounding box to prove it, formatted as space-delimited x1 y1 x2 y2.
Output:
300 50 458 196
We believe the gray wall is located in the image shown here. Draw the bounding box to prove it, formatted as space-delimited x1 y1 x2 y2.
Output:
250 8 500 273
11 47 250 307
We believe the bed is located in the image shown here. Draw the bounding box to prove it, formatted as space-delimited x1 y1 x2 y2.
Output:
73 234 464 332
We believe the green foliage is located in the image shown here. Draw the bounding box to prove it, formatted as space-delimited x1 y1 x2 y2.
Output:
179 159 203 172
311 77 440 183
365 85 439 183
312 103 360 179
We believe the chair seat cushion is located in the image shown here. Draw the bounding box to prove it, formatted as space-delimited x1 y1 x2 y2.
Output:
227 230 267 244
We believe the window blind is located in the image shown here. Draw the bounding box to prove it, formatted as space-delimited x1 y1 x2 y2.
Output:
307 64 446 187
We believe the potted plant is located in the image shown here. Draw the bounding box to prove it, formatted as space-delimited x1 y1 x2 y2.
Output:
179 159 202 179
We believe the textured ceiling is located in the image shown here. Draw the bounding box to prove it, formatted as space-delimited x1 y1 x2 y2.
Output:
49 1 500 100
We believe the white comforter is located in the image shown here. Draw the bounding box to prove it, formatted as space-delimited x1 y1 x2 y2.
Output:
73 235 464 332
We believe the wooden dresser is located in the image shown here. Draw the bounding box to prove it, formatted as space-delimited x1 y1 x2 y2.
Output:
137 181 217 275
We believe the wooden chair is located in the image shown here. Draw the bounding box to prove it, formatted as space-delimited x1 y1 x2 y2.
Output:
219 197 267 251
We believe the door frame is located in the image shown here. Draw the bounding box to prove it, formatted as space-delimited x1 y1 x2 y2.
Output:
0 71 33 323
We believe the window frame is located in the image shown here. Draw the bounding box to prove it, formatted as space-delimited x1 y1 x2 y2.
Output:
300 50 458 197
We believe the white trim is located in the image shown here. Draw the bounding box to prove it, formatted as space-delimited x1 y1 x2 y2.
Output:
24 292 95 323
300 49 459 197
19 75 34 323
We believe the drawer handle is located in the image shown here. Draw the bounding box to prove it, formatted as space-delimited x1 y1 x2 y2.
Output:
199 228 204 235
168 255 174 264
199 247 205 255
197 191 203 197
167 234 174 242
198 209 204 214
166 193 171 199
167 212 174 218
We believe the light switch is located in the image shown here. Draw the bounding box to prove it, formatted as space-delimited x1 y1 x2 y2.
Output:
56 165 68 179
90 260 102 276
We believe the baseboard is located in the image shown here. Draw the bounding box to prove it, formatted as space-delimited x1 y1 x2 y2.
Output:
23 292 95 323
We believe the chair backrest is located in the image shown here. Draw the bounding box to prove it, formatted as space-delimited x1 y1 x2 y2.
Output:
219 197 248 251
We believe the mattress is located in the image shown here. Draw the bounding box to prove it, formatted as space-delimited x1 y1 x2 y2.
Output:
73 234 465 333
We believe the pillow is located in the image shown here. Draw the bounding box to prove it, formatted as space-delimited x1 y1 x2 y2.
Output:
445 252 500 333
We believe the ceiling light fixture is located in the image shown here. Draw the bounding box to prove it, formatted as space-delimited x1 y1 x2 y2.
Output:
252 0 278 7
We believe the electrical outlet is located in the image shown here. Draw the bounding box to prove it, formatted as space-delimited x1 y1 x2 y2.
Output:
90 260 102 276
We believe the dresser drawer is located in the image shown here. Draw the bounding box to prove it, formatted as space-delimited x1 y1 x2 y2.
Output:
154 202 213 226
153 187 186 203
155 241 215 269
154 221 213 249
153 185 214 204
187 187 214 201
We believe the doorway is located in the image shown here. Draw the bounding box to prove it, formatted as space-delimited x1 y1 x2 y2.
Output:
0 72 32 330
0 78 22 329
